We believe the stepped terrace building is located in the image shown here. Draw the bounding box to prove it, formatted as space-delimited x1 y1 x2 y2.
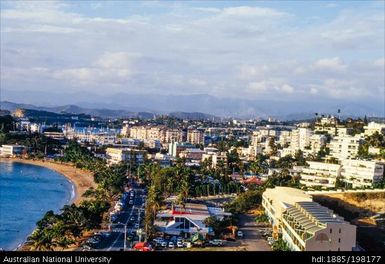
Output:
262 187 312 239
281 201 356 251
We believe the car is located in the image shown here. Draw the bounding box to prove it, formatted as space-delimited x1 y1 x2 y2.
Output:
134 223 139 229
82 244 92 250
168 242 175 248
209 239 223 246
130 217 135 221
160 241 168 247
237 231 244 238
267 237 275 245
177 241 184 248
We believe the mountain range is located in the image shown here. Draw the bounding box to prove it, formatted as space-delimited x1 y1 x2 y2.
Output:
1 89 383 120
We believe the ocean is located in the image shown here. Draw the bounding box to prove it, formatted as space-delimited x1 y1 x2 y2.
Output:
0 161 74 250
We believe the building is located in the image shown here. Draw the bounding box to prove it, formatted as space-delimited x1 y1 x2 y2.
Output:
307 134 327 155
187 129 204 145
43 131 65 141
168 142 195 157
329 135 363 160
0 144 26 157
290 128 312 151
341 159 384 188
363 122 385 136
262 187 313 239
282 201 356 251
164 129 184 143
154 203 231 237
262 187 357 251
105 147 146 165
300 161 342 188
179 148 205 161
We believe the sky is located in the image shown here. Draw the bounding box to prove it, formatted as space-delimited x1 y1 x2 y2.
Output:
0 0 384 109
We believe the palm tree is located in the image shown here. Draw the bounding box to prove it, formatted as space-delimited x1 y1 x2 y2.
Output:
27 229 56 251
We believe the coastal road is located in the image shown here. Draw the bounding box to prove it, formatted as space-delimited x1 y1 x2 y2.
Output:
96 183 146 251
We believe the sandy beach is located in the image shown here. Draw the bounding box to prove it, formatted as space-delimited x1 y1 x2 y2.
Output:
0 158 96 205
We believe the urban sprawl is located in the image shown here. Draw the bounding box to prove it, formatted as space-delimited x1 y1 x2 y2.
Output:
1 109 385 252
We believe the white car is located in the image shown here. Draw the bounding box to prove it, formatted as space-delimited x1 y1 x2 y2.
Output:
160 241 167 247
267 237 275 245
237 231 244 238
177 241 184 248
168 242 175 248
134 223 139 229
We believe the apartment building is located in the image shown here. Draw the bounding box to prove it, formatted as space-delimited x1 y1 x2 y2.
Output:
314 116 338 136
129 126 149 141
179 148 205 161
165 129 184 143
307 134 327 154
341 159 384 188
290 128 312 151
0 144 26 157
262 187 313 239
363 122 385 136
168 142 195 157
329 135 363 160
187 129 204 145
281 201 356 251
202 151 228 168
105 147 146 165
279 130 292 146
262 187 357 251
300 161 342 188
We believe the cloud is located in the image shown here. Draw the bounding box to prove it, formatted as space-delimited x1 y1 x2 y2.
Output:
280 84 295 93
52 52 139 86
222 6 287 17
1 1 383 104
313 57 347 72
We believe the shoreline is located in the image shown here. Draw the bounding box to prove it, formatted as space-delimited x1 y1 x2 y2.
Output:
0 157 96 205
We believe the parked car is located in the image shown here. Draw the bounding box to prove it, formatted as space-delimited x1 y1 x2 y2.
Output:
177 241 184 248
160 241 168 247
237 231 244 238
267 237 275 245
168 242 175 248
134 223 140 229
209 239 223 246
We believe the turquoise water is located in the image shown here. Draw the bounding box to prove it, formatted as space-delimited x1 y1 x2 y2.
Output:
0 161 74 250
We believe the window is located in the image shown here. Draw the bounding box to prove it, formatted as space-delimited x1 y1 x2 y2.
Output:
330 229 332 234
338 238 341 243
338 248 340 251
339 228 341 234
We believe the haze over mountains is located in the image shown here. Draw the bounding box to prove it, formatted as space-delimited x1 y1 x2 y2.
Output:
1 89 383 120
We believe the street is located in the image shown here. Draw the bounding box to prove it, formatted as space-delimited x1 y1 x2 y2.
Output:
89 182 147 251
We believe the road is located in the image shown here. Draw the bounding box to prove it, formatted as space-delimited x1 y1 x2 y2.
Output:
237 214 271 251
92 182 147 251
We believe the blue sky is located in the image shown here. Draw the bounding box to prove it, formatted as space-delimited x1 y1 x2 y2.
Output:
0 0 384 108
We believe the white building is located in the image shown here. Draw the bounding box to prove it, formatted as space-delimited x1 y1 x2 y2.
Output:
290 128 312 151
262 187 313 238
300 161 342 188
282 201 356 251
0 144 26 157
105 148 146 165
341 159 384 188
155 203 231 237
363 122 385 136
262 187 356 251
329 135 363 160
